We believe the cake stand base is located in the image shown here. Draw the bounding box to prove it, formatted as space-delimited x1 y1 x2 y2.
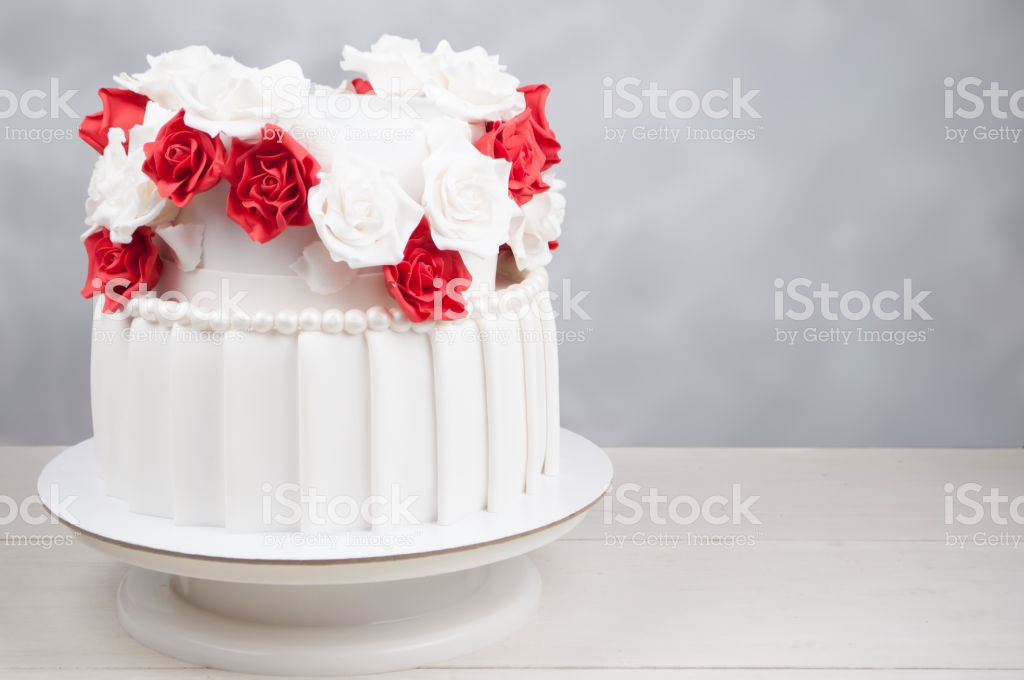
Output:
39 429 612 676
118 557 540 676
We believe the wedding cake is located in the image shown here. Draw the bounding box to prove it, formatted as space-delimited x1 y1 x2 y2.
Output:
78 36 566 533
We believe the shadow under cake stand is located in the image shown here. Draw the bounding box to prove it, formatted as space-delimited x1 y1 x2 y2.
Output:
38 429 613 676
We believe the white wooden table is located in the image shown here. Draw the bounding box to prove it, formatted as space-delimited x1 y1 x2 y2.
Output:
2 445 1023 679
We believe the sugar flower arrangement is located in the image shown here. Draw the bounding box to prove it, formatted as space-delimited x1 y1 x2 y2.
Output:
78 36 565 322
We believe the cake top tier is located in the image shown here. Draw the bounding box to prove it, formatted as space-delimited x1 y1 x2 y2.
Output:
78 36 565 324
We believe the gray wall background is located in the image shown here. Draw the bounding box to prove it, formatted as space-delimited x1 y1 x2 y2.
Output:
0 0 1021 447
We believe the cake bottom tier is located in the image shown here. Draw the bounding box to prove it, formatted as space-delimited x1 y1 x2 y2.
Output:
89 301 561 532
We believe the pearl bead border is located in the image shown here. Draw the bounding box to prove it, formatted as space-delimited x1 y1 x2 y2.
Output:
122 267 548 335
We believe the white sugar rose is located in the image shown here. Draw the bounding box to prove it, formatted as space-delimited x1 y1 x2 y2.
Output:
425 40 525 122
421 119 520 258
340 35 435 97
307 157 424 268
115 45 308 139
508 173 565 271
341 36 525 122
83 109 179 244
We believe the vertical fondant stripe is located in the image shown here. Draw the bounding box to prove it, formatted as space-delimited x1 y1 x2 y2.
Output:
541 312 561 475
223 333 299 533
431 320 488 525
297 332 371 533
479 316 528 512
125 317 174 518
169 324 225 526
90 299 127 489
366 330 437 527
102 311 133 500
89 301 108 485
521 305 547 494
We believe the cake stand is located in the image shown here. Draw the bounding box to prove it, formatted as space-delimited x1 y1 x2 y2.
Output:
38 429 612 676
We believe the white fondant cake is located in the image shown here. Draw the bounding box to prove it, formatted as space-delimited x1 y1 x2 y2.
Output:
78 37 566 532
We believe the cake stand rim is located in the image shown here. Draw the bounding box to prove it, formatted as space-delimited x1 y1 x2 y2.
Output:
47 486 603 567
38 428 612 573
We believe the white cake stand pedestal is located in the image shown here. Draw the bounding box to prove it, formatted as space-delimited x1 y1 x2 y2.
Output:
38 429 612 676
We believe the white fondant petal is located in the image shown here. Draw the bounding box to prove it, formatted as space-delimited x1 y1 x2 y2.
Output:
291 241 358 294
157 222 205 272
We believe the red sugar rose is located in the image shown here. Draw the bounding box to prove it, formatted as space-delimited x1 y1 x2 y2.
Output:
384 218 472 323
142 109 227 207
225 124 321 243
79 88 149 153
474 83 562 205
81 227 162 313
